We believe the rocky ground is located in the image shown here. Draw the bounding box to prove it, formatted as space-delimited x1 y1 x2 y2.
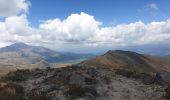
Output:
0 65 169 100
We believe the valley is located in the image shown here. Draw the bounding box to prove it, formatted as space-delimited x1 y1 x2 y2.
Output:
0 43 94 75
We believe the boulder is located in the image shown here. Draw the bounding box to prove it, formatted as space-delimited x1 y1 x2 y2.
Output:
139 73 155 85
165 86 170 99
69 74 86 85
155 71 170 85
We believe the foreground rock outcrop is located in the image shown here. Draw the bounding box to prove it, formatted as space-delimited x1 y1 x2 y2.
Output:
0 65 168 100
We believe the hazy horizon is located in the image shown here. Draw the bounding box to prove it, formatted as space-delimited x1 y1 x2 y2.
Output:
0 0 170 53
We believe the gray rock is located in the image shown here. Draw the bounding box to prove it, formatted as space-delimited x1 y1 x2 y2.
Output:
69 74 86 85
155 71 170 85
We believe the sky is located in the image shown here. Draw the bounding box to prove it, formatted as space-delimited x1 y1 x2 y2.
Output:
28 0 170 26
0 0 170 53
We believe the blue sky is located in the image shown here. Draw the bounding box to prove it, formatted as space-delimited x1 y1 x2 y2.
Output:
28 0 170 27
0 0 170 53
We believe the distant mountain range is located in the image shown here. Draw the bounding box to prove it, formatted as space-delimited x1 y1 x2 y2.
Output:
0 42 94 64
0 42 94 74
79 50 170 74
0 42 170 75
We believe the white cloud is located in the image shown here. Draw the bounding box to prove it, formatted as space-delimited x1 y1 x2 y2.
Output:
39 12 101 43
137 3 159 17
147 3 159 10
5 14 30 35
0 12 170 50
0 0 30 17
38 13 170 47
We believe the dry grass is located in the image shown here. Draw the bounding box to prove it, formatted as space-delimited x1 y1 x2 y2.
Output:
79 50 170 74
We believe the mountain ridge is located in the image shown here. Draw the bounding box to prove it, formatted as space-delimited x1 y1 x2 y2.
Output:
79 50 170 74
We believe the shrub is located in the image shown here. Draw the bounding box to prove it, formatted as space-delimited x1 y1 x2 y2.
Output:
6 69 32 81
6 69 43 81
28 88 51 100
66 84 97 99
102 75 112 84
115 69 135 78
0 83 25 100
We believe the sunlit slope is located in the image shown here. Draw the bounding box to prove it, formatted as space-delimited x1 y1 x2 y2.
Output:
79 50 170 73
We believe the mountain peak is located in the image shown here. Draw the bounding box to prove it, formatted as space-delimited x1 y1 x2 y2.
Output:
104 50 138 56
79 50 170 73
11 42 29 47
0 42 30 52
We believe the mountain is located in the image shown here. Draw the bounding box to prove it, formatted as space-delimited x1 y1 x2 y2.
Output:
0 42 94 63
0 43 53 75
0 43 94 74
0 42 59 58
79 50 170 74
0 43 57 67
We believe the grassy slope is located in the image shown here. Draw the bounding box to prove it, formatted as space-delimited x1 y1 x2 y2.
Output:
79 50 170 74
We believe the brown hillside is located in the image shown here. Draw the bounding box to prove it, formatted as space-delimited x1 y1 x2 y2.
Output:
79 50 170 74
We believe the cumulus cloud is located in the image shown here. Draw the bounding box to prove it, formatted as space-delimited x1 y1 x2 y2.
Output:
0 14 41 44
5 14 30 35
0 0 30 17
39 12 101 43
0 12 170 50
